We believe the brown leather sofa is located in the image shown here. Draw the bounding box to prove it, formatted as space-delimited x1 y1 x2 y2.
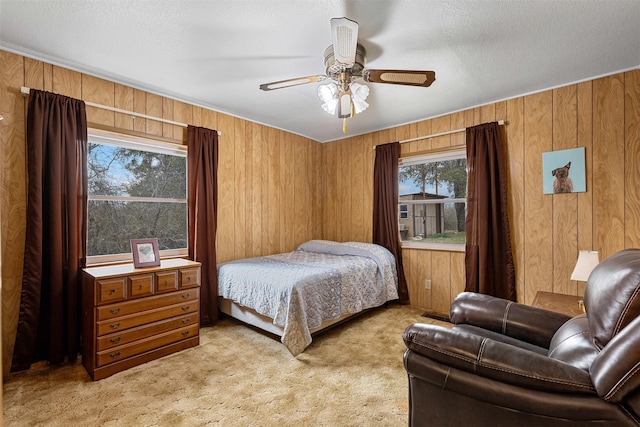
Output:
403 249 640 426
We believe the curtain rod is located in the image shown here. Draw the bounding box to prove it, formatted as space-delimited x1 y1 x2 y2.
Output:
399 120 504 144
20 86 221 135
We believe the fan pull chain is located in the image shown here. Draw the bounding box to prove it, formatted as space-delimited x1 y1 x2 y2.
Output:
343 118 347 133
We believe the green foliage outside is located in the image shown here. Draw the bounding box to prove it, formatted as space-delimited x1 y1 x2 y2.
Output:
87 144 187 256
399 157 467 244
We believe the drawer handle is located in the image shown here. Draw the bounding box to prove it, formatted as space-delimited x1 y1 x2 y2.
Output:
181 331 190 337
110 308 121 314
164 280 168 286
110 336 121 344
181 293 190 299
185 277 191 283
110 351 121 359
139 285 144 290
182 318 190 324
181 306 190 312
110 322 121 329
109 289 116 295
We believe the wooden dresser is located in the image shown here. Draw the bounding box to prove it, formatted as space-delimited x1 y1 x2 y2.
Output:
82 258 201 380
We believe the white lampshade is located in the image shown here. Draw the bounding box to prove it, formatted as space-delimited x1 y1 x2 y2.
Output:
570 250 600 281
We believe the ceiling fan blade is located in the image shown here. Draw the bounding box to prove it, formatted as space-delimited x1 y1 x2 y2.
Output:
331 17 359 66
259 75 327 91
364 69 436 87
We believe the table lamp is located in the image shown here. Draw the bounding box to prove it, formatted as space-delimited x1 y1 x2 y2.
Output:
570 250 600 281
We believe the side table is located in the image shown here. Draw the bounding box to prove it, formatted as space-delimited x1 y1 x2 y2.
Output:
531 291 585 317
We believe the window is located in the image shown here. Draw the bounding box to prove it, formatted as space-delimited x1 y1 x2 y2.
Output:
399 204 408 219
87 130 188 264
398 149 466 249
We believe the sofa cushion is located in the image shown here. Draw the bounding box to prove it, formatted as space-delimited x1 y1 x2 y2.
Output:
584 249 640 349
547 314 599 371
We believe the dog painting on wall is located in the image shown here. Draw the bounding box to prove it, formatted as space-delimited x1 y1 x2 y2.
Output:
552 162 573 193
542 148 586 195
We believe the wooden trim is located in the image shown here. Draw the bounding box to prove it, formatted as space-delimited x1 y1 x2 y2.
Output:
399 144 466 161
88 123 186 146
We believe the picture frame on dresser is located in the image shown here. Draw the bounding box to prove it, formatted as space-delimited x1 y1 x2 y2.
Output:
131 238 160 268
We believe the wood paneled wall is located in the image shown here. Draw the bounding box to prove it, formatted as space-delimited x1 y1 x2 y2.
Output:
0 50 323 375
324 70 640 313
2 47 640 374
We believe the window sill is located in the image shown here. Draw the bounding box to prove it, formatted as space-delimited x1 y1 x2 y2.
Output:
400 242 465 252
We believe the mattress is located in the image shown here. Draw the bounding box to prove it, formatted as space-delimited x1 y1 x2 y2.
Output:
217 240 399 355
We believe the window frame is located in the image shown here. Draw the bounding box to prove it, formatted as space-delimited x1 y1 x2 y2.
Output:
86 129 188 266
398 148 467 252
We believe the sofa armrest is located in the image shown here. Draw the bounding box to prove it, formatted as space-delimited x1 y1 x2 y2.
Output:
450 292 572 348
591 315 640 402
403 322 594 394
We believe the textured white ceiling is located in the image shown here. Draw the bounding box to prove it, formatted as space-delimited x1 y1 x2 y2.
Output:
1 0 639 142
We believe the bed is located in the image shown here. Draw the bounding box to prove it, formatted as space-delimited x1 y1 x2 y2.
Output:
217 240 399 356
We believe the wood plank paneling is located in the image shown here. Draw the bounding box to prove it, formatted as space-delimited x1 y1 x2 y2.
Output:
216 113 235 263
1 52 328 377
0 51 27 376
523 91 553 304
3 52 640 376
52 66 81 99
593 74 625 259
267 127 279 254
431 251 451 314
625 70 640 248
233 118 247 259
506 97 526 301
552 85 578 295
114 84 134 130
82 75 114 126
576 80 594 296
145 93 163 137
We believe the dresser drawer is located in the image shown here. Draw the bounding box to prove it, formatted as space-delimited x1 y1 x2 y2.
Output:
97 288 198 321
82 259 201 380
97 313 198 351
96 324 199 367
129 274 153 298
96 300 199 336
180 268 200 288
97 277 127 305
156 270 179 293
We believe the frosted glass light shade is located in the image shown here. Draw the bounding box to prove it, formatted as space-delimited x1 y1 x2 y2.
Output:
317 83 339 115
570 250 599 281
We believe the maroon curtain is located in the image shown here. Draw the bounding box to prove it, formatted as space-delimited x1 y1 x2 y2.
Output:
187 125 219 324
465 122 516 300
373 142 409 304
12 90 88 371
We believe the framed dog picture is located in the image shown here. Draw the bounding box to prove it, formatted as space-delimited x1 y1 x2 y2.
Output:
542 147 586 194
131 238 161 268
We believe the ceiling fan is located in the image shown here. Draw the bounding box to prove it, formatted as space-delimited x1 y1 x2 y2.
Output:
259 17 436 131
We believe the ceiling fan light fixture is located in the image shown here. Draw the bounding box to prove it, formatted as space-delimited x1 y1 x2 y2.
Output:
318 83 339 114
350 82 369 114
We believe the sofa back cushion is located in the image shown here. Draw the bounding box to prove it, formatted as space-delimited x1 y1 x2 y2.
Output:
584 249 640 349
548 315 599 371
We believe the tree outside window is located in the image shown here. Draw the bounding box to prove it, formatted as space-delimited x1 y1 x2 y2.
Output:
398 150 466 247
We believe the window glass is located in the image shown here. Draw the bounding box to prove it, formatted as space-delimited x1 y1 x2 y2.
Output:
87 130 188 264
398 150 466 248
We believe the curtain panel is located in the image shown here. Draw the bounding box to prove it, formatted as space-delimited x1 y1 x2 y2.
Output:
12 90 88 371
464 122 516 301
373 142 409 304
187 125 219 324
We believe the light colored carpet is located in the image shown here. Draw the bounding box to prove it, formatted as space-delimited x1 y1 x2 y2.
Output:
3 304 447 427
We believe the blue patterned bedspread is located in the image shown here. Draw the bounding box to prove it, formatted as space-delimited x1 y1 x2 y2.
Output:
217 240 399 355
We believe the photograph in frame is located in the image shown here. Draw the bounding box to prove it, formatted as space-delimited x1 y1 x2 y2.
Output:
131 238 161 268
